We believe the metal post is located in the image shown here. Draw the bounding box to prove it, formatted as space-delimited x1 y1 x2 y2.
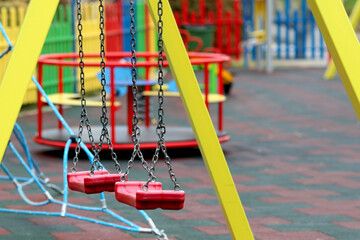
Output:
266 0 274 73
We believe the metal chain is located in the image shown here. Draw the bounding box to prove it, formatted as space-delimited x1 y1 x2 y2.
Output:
121 0 155 184
73 0 100 173
146 0 180 191
90 0 122 174
72 0 120 174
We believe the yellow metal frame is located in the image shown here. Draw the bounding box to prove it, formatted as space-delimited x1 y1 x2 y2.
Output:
0 0 60 162
146 1 253 239
308 0 360 120
0 0 254 238
323 0 360 79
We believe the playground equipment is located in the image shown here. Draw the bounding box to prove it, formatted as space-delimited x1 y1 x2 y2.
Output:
35 52 230 150
324 0 360 80
66 0 125 196
242 0 273 72
67 0 186 211
0 21 170 240
0 0 254 239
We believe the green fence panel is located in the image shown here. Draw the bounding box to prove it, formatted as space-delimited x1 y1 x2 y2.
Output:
41 5 75 95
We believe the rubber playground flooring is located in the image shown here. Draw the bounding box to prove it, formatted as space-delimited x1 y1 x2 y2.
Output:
1 67 360 240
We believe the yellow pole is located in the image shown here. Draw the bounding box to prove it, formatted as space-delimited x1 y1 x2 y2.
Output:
0 0 60 162
308 0 360 120
146 1 254 239
324 0 360 79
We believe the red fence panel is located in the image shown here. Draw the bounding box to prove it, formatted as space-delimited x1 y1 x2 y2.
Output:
174 0 243 59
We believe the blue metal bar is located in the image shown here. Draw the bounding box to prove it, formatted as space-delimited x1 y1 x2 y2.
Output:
250 0 256 60
310 12 315 59
242 0 248 68
276 10 281 59
302 0 307 59
294 10 299 59
319 29 325 59
285 0 290 59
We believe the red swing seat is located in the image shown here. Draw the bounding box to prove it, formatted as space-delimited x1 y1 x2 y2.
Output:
67 170 123 194
115 181 185 210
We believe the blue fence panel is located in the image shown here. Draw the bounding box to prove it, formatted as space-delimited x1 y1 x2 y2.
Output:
294 10 298 59
272 0 326 60
301 0 307 59
276 10 281 60
285 0 290 59
122 1 131 52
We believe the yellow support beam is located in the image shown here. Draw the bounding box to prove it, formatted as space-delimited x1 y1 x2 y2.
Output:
308 0 360 120
0 0 60 162
146 1 254 239
324 0 360 79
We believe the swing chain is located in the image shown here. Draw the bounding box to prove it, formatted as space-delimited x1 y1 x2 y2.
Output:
73 0 99 173
90 0 122 174
73 0 119 174
145 0 180 191
121 0 155 182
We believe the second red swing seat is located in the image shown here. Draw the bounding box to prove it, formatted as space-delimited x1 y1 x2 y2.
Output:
115 181 185 210
67 170 123 194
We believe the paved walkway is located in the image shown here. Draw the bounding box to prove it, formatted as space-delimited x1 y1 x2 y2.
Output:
1 67 360 239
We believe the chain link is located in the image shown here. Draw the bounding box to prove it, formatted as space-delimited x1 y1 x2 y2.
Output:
94 0 122 174
145 0 180 191
72 0 121 174
73 0 97 172
121 0 155 183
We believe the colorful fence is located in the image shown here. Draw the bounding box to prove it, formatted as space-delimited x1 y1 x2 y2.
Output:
0 0 156 105
242 0 326 62
41 5 74 96
0 4 76 104
1 0 329 105
274 0 326 60
173 0 243 59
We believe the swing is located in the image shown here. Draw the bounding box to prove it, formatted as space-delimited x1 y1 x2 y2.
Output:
67 0 123 194
114 0 185 210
